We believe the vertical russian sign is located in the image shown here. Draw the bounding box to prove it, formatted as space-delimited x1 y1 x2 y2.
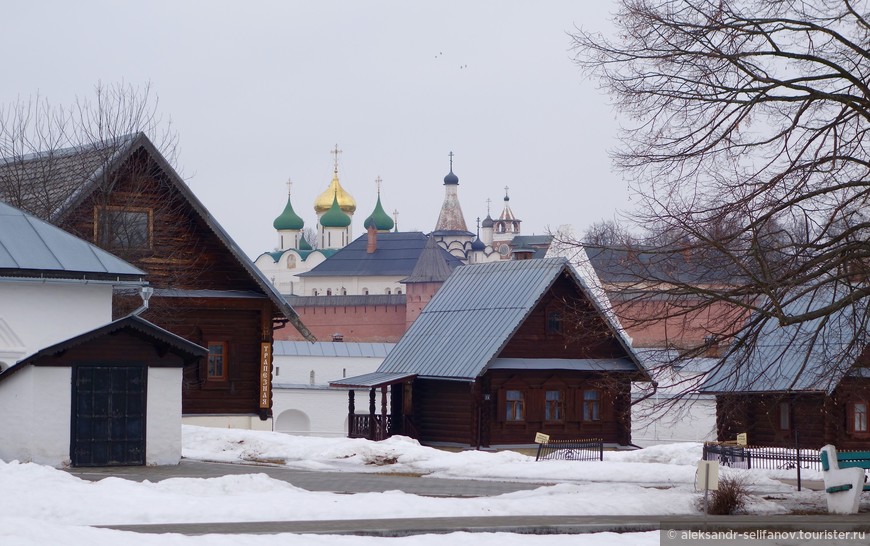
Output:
259 342 271 409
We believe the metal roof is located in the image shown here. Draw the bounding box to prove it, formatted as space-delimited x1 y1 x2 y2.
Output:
0 315 207 383
374 257 646 380
489 358 638 372
329 371 416 388
0 134 313 341
299 231 463 278
0 200 144 281
585 245 738 286
699 287 867 394
274 341 395 358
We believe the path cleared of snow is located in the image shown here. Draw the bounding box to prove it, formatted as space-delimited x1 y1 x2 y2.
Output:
0 425 821 545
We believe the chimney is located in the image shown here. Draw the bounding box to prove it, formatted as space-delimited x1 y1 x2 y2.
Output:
367 224 377 254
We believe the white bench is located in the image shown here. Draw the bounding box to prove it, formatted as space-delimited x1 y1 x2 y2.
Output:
820 444 870 514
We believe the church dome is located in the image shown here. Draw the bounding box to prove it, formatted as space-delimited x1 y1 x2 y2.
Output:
298 236 313 251
273 194 305 231
319 193 352 228
314 171 356 214
471 237 486 251
363 195 394 231
443 169 459 185
481 214 494 228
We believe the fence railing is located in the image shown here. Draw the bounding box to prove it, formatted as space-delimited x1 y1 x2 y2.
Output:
348 414 392 441
536 438 603 462
701 442 823 472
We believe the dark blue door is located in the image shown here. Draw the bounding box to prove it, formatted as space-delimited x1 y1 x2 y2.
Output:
71 366 146 466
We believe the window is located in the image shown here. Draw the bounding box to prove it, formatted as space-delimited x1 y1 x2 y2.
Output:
309 370 315 386
207 342 228 380
96 207 151 250
853 402 868 433
545 390 563 421
583 390 600 421
506 390 524 421
546 311 562 334
778 402 790 431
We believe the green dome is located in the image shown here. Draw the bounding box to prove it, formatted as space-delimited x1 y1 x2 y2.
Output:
299 236 313 251
363 195 394 231
319 193 351 228
273 194 305 231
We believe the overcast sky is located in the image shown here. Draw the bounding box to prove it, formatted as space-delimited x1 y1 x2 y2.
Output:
2 1 629 258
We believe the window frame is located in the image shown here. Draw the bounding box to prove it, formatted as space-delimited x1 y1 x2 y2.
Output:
849 400 869 436
582 389 600 422
206 341 229 381
544 389 564 422
778 401 791 431
95 206 153 250
505 389 525 422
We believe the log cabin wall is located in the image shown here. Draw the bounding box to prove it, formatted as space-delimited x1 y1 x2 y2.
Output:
59 149 262 292
499 275 625 359
56 150 276 416
485 369 631 446
412 379 474 445
717 393 828 448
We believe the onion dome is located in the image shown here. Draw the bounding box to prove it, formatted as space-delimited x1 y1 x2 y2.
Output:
314 170 356 214
319 193 352 228
443 169 459 185
471 237 486 251
481 214 494 228
364 195 395 231
298 236 313 251
273 192 305 231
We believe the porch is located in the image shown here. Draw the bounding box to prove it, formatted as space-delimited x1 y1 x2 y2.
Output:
331 372 418 441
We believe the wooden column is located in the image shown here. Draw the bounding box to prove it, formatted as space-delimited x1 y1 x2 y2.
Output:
369 388 376 440
347 390 355 437
381 386 388 439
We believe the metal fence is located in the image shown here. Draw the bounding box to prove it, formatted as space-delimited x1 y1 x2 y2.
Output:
701 443 822 471
536 438 604 462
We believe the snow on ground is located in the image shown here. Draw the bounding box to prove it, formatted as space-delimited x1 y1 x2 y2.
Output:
0 425 822 546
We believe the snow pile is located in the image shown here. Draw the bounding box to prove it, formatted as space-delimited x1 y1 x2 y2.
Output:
0 426 815 545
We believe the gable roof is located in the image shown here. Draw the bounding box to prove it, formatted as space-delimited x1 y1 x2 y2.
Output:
373 257 646 380
0 133 312 340
0 315 207 383
699 287 867 395
299 231 463 278
0 200 144 282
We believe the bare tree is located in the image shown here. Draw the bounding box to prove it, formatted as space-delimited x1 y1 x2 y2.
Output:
570 1 870 400
0 82 210 316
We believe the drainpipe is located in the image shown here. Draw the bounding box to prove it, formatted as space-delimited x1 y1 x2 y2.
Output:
130 286 154 316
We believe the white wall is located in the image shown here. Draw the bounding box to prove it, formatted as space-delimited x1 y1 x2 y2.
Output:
146 368 182 465
0 366 72 466
182 415 273 431
631 396 717 447
272 350 386 437
0 281 113 359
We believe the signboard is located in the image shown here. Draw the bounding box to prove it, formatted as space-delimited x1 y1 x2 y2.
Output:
259 342 272 409
534 432 550 444
736 433 748 446
696 460 719 491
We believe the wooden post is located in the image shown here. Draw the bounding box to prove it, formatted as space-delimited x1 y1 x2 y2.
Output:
381 386 388 439
348 390 355 437
369 388 376 440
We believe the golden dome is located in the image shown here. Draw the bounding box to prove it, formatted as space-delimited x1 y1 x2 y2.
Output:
314 170 356 214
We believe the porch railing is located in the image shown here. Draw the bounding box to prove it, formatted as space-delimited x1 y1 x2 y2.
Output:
348 413 392 441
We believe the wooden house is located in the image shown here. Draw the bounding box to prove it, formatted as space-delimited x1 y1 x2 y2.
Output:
331 257 650 448
0 134 313 429
0 201 205 467
700 288 870 450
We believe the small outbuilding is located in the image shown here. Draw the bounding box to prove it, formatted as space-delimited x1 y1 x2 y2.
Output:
0 201 205 467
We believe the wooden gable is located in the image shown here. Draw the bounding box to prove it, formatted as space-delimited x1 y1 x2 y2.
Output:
498 273 627 360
